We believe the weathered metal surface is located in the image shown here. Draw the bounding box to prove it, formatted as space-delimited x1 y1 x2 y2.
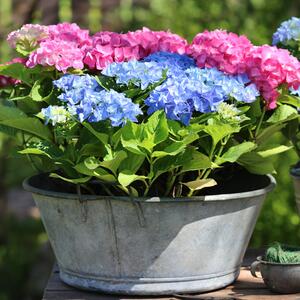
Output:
24 175 275 295
251 256 300 294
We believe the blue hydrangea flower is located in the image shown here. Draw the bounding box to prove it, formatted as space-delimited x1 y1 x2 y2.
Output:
52 74 142 127
272 17 300 45
102 60 164 90
143 51 196 72
146 67 260 125
54 74 101 92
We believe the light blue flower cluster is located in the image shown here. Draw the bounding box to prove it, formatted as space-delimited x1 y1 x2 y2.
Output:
143 51 196 72
272 17 300 45
145 67 260 125
52 74 142 126
102 60 164 90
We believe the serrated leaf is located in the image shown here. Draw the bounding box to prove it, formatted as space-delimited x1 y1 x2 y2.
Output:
204 121 240 146
215 142 257 165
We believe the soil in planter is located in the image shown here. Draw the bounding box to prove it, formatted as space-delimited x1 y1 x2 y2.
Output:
27 167 270 197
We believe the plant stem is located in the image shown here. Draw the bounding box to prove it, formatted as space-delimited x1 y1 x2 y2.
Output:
255 107 266 137
164 170 177 197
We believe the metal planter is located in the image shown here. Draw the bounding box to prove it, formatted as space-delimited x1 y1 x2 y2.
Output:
24 174 275 295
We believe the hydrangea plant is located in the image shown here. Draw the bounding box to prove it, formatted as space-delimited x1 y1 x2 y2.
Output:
0 23 299 197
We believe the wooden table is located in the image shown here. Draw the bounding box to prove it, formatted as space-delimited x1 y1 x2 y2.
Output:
43 249 300 300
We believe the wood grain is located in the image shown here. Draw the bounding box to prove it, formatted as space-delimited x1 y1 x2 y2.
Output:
43 249 300 300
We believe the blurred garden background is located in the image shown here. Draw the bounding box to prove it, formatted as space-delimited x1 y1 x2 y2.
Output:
0 0 300 299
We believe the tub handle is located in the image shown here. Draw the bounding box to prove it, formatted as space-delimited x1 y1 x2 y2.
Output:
250 260 261 278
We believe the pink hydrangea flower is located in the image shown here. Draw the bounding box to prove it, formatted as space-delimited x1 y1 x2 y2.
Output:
84 27 188 70
7 24 49 49
48 22 92 48
245 45 300 109
23 23 91 72
26 40 85 73
188 30 253 74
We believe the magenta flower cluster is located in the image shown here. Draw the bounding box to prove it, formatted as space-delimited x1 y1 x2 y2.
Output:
5 23 300 109
188 29 300 109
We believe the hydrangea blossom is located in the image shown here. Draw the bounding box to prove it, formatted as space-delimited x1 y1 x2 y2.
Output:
41 106 70 125
54 74 100 91
188 30 253 74
7 24 49 50
84 28 188 70
24 23 91 72
48 23 91 48
145 66 260 125
143 51 196 72
53 75 142 126
102 52 196 90
26 40 85 72
102 60 164 89
245 45 300 109
272 17 300 45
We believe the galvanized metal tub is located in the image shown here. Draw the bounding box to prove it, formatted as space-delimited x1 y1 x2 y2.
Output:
290 167 300 214
23 174 275 295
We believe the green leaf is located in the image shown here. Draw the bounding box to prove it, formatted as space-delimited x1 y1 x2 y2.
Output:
100 150 127 174
19 141 63 158
267 105 299 123
238 152 275 175
182 178 217 192
204 121 240 146
257 145 292 158
74 163 116 183
82 123 109 145
215 142 257 165
278 94 300 108
119 152 145 174
181 150 211 172
121 122 145 155
145 110 169 145
0 118 52 141
256 123 287 144
0 63 42 86
152 141 186 158
30 78 54 102
118 171 147 187
50 173 92 184
0 104 27 120
84 157 100 170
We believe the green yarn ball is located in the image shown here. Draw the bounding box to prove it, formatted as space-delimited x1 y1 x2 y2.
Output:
265 242 300 263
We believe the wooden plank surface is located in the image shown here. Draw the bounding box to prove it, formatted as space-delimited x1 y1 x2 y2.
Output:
43 249 300 300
